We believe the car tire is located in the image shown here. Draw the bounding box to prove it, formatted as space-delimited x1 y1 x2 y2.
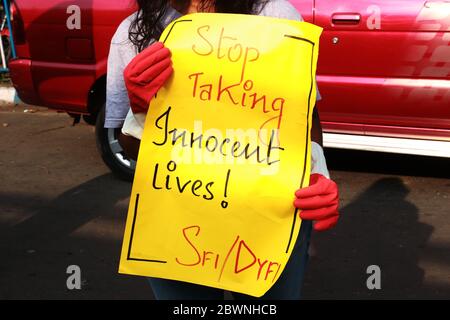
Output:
83 114 97 126
95 104 135 181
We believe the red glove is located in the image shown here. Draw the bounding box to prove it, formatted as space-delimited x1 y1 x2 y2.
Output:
123 42 173 114
294 173 339 232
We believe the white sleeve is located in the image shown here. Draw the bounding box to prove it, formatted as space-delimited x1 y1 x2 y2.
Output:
105 14 138 128
105 43 130 128
258 0 304 21
311 142 330 179
122 109 146 140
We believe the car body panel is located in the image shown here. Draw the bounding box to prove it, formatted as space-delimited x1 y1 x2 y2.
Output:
10 0 135 111
291 0 450 139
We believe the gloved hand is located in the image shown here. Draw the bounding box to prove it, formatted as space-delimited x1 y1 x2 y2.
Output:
294 173 339 232
124 41 173 114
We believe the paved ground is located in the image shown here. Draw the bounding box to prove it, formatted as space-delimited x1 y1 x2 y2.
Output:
0 105 449 300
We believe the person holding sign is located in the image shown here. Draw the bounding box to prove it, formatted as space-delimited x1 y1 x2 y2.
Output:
106 0 339 300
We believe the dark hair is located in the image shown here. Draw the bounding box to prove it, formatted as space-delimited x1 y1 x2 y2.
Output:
129 0 269 52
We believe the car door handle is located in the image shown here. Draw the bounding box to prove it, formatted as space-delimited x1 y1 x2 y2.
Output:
332 13 361 25
425 1 450 9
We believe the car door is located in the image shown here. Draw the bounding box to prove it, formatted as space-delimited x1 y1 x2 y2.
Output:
314 0 450 138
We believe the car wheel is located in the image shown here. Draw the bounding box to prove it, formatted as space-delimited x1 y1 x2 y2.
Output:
95 104 136 181
83 114 97 125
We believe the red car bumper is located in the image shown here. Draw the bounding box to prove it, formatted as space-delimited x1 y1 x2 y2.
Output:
8 58 41 105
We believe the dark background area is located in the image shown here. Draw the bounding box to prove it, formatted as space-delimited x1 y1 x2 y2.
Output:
0 105 449 299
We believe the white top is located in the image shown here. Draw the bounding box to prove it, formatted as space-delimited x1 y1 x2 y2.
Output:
105 0 317 131
106 0 329 177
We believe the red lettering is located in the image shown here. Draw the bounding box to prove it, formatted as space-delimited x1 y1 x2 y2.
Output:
202 251 214 266
192 25 214 56
214 254 220 269
200 84 213 100
217 27 237 59
217 75 239 105
218 235 240 281
175 226 201 267
257 259 268 280
265 262 279 281
240 46 259 82
234 240 257 274
189 72 204 98
272 263 282 283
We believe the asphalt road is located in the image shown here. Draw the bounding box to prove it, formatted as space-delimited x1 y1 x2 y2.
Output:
1 105 449 300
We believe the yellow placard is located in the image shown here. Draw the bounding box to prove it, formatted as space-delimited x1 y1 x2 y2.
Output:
119 13 322 297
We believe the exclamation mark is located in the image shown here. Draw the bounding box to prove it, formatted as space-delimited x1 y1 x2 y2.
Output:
221 169 231 209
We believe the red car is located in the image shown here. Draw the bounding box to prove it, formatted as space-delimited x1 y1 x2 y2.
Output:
8 0 450 180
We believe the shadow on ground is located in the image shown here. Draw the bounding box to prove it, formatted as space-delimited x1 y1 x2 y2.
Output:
303 149 450 299
1 148 449 299
0 173 153 300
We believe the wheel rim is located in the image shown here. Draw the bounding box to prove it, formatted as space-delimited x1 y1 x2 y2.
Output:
107 128 136 170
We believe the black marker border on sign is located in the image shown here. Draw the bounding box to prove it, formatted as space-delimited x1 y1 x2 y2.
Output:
125 18 195 265
127 193 167 264
283 35 315 254
129 17 315 260
162 19 193 44
125 19 196 266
